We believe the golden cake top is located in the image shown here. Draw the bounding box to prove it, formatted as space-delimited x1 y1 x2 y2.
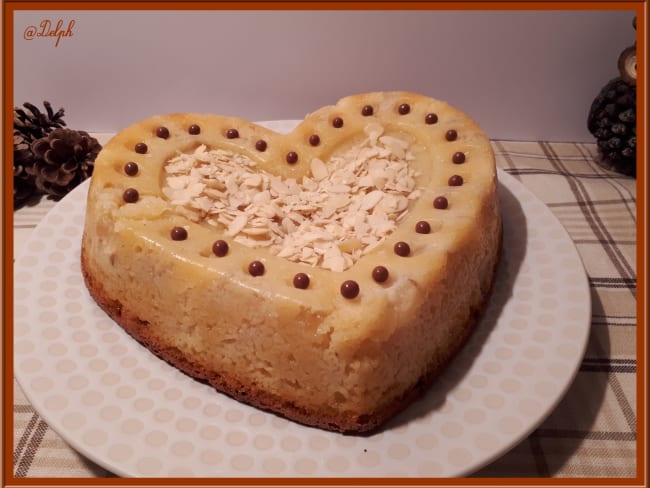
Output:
87 91 498 311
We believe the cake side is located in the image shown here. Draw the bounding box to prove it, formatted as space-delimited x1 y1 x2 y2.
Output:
80 216 500 433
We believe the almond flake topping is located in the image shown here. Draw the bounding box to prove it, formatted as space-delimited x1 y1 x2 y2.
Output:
162 123 420 272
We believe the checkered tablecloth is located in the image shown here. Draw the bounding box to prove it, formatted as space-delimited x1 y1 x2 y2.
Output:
12 140 638 478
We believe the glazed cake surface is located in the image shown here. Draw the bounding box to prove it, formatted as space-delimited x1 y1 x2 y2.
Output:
81 92 501 433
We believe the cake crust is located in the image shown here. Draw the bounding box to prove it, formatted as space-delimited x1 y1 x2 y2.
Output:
81 239 500 433
80 92 502 433
81 236 501 434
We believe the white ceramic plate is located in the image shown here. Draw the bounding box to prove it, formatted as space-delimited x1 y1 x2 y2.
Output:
14 133 590 478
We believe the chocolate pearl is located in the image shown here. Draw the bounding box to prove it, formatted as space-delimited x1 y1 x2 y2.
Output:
309 134 320 146
415 221 431 234
452 152 466 164
362 105 374 116
122 188 139 203
249 260 265 277
255 139 267 152
394 241 411 257
445 129 458 141
448 174 464 186
286 151 298 164
170 226 188 241
226 128 239 139
372 265 389 283
134 142 148 154
332 117 344 128
293 272 310 289
340 280 360 299
212 239 229 257
156 127 170 139
433 196 449 209
398 103 410 115
124 162 138 176
188 124 201 135
425 113 438 124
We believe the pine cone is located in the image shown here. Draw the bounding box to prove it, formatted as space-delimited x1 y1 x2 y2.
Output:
587 78 636 177
13 101 68 207
26 128 102 199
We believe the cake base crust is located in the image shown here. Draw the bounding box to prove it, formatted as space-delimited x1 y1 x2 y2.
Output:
81 236 500 433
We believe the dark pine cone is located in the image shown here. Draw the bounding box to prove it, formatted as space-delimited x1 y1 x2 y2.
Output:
13 101 68 207
587 77 636 177
26 128 102 199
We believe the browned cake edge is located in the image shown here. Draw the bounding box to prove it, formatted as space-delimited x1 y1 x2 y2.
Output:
80 230 501 434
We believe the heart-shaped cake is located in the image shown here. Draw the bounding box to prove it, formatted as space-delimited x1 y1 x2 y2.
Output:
81 92 501 433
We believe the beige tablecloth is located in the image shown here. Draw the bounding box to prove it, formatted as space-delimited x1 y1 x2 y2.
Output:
12 139 638 478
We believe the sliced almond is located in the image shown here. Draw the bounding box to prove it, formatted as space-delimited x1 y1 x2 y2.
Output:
162 123 418 271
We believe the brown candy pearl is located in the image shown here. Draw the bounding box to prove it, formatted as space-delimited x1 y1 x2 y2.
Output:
309 134 320 146
445 129 458 141
434 196 449 209
448 174 464 186
425 113 438 124
124 162 138 176
170 226 187 241
255 140 267 152
122 188 139 203
394 241 411 257
452 152 466 164
415 221 431 234
156 127 170 139
226 128 239 139
188 124 201 135
134 142 148 154
212 240 229 257
362 105 374 116
332 117 344 128
286 151 298 164
293 273 310 289
398 103 410 115
248 260 265 277
340 280 360 299
372 265 389 283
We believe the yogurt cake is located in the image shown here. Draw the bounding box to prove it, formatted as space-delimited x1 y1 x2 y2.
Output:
81 92 501 433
